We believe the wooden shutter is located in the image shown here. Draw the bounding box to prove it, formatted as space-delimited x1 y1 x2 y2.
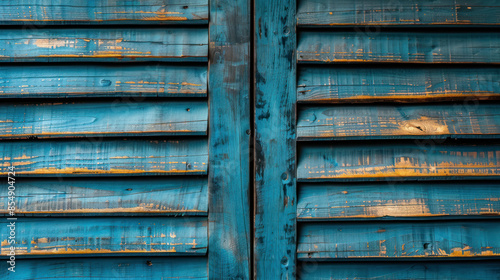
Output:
0 1 250 279
255 0 500 279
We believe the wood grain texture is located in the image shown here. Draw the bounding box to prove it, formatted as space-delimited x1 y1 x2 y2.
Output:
0 0 208 24
208 0 251 279
0 101 207 139
0 65 207 98
0 177 207 216
298 142 500 181
254 0 297 279
299 261 500 280
298 221 500 259
0 139 208 176
298 31 500 63
297 67 500 103
0 257 208 279
0 28 207 62
298 182 500 220
297 104 500 140
297 0 500 26
1 217 207 257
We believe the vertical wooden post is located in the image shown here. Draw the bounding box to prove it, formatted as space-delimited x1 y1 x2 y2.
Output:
209 0 251 279
254 0 297 279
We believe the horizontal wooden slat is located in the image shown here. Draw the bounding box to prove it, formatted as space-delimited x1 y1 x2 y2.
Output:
298 221 500 260
0 28 207 62
0 0 208 25
297 0 500 26
0 177 207 216
298 32 500 63
0 65 207 98
1 217 207 257
298 182 500 220
299 261 500 279
297 104 500 140
297 142 500 181
0 139 207 176
297 67 500 103
0 101 207 139
0 257 207 279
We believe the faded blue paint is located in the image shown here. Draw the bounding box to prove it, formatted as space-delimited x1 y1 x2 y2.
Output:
0 101 208 138
0 177 208 216
0 65 207 98
1 217 207 257
0 0 209 24
0 28 208 62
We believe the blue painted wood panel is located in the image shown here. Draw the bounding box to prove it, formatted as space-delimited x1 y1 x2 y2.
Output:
0 177 207 216
298 67 500 103
298 221 500 259
299 261 500 279
0 101 207 139
297 104 500 140
0 139 208 176
254 0 297 279
0 257 208 280
1 217 207 257
298 142 500 181
297 0 500 26
208 0 251 278
0 65 207 98
0 0 209 25
298 181 500 220
298 31 500 63
0 28 208 62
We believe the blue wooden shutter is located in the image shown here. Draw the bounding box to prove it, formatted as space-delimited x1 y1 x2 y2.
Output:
0 1 251 279
255 0 500 279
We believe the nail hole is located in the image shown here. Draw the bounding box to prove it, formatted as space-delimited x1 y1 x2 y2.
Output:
126 188 133 191
186 108 190 111
183 6 189 9
146 260 152 266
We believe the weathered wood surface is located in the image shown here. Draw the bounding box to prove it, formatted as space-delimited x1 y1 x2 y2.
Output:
1 217 207 257
0 65 207 98
0 139 208 176
298 182 500 220
255 0 297 279
298 67 500 103
0 0 209 24
0 28 208 62
299 261 500 280
0 101 207 139
298 142 500 181
0 177 207 216
298 32 500 63
297 0 500 26
297 104 500 140
298 221 500 259
209 0 251 278
0 257 208 279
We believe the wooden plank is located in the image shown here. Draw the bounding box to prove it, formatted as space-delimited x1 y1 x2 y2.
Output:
0 0 208 25
0 177 207 216
1 217 207 257
297 104 500 141
1 257 208 279
297 182 500 220
298 31 500 63
0 139 208 176
299 261 500 279
297 0 500 26
297 221 500 259
0 65 207 98
208 0 251 278
0 101 207 139
297 142 500 181
297 67 500 103
254 0 297 278
0 28 207 62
